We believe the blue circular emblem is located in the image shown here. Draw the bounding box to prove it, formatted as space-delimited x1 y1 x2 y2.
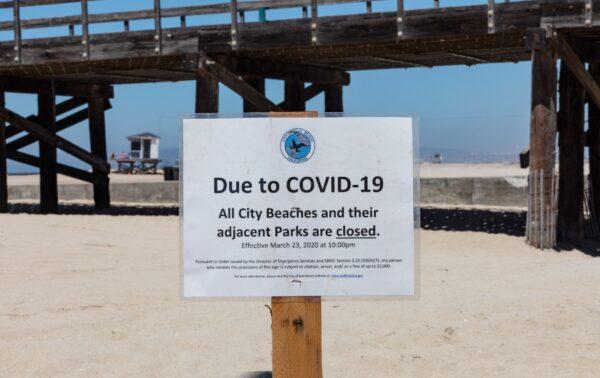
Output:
281 128 315 163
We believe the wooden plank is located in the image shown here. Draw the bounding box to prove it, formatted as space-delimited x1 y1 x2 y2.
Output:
195 70 219 113
552 33 600 111
154 0 162 54
0 106 110 173
324 83 343 112
0 90 7 213
200 55 282 112
230 0 239 50
38 83 58 214
311 0 318 45
396 0 404 39
211 55 350 85
7 149 95 183
527 28 557 249
243 77 265 113
0 77 113 98
81 0 90 60
13 0 21 64
284 79 306 111
88 93 110 210
589 62 600 228
557 60 585 243
271 296 323 378
0 0 103 8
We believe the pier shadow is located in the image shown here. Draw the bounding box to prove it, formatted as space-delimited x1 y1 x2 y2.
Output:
240 373 272 378
556 239 600 257
421 207 526 237
5 203 179 216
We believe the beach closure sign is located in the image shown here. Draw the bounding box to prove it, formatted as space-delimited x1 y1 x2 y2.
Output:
181 116 417 298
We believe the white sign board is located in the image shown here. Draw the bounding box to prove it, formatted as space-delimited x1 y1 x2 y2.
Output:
181 116 417 298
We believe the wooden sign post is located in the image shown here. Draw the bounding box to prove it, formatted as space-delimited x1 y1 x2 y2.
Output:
269 111 322 378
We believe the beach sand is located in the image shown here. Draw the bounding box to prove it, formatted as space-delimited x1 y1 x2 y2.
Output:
1 213 599 377
6 163 531 187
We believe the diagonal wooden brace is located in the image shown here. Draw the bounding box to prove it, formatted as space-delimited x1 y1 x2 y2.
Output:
278 83 325 110
7 99 111 151
0 106 110 173
198 53 282 112
7 150 96 184
552 32 600 111
5 96 88 139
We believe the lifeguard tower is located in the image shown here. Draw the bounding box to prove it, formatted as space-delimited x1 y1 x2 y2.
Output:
116 133 161 174
128 132 160 160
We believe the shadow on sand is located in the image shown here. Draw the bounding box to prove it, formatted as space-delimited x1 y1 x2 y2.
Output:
421 207 526 237
7 203 527 236
6 203 179 216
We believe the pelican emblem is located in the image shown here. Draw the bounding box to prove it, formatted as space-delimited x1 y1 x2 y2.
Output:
281 128 315 163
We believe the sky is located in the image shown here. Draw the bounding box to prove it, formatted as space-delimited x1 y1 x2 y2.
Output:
3 0 533 171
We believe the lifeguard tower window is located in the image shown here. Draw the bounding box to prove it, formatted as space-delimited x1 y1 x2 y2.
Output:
130 141 141 159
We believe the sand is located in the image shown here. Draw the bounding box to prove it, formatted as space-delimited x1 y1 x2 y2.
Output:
1 214 600 377
6 163 531 187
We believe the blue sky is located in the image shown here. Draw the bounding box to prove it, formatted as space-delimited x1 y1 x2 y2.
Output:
3 0 532 171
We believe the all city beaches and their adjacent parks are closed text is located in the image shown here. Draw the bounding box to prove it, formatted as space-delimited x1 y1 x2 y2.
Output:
181 116 417 297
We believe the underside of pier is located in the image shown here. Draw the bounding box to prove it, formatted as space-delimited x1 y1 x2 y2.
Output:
0 0 600 249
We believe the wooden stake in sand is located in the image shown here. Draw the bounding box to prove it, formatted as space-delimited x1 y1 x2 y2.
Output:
269 111 322 378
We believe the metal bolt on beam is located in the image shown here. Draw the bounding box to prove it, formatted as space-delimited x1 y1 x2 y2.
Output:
585 0 593 27
487 0 495 34
396 0 405 41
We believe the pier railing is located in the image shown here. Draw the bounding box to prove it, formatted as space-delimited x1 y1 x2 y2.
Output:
0 0 571 64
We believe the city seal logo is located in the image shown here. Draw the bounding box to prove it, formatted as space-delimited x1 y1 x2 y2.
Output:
281 128 315 163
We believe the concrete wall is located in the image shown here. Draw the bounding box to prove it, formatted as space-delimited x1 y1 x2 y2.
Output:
8 177 528 207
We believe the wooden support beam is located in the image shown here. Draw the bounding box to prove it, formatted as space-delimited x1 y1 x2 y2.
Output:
195 70 219 113
81 0 90 60
557 61 585 243
153 0 162 54
13 0 22 64
272 296 322 378
552 33 600 112
278 83 324 108
243 77 265 113
7 100 110 151
0 77 113 98
311 0 318 45
0 90 7 213
88 92 110 210
38 83 58 214
589 63 600 228
199 54 282 112
211 55 350 85
324 83 343 112
230 0 238 50
7 149 95 183
284 79 306 111
0 106 110 173
526 28 557 249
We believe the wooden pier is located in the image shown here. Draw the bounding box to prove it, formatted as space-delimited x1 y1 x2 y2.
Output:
0 0 599 248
